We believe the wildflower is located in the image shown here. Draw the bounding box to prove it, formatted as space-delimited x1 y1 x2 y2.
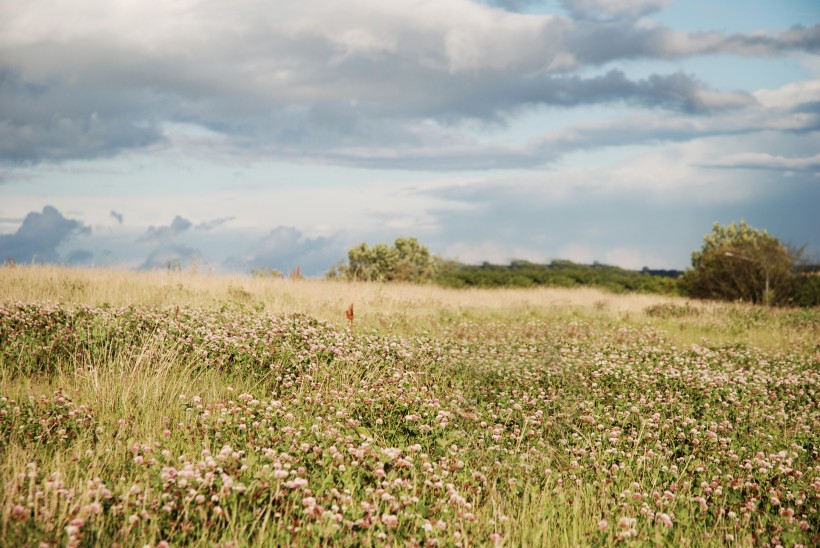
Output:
285 477 308 489
598 519 609 532
10 504 28 521
381 513 399 529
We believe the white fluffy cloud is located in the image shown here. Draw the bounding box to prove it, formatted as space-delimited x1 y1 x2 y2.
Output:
1 1 817 271
1 0 817 167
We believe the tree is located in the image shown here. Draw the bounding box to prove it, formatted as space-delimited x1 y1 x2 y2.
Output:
330 237 438 283
681 221 795 305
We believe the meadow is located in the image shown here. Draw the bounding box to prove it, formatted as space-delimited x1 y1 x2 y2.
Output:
0 266 818 546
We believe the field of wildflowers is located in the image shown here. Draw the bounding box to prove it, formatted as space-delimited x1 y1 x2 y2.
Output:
0 269 818 546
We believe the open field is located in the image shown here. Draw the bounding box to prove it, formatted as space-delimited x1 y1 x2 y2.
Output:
2 266 817 350
1 266 818 546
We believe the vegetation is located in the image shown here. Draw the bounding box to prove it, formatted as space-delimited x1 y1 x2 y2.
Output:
328 238 681 295
792 274 820 308
680 221 817 307
0 266 818 546
250 266 284 279
327 227 819 308
436 259 679 294
328 237 438 283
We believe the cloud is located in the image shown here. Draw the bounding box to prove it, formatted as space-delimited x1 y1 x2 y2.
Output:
528 79 820 160
134 215 202 269
562 0 673 21
482 0 544 13
564 23 820 67
66 248 95 265
485 0 672 20
417 155 820 268
703 152 820 173
137 215 192 244
195 216 235 231
1 1 817 167
0 205 90 263
110 210 124 224
139 243 201 271
224 226 346 276
0 69 165 164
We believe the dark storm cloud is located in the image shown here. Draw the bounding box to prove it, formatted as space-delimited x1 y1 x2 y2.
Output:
224 226 346 276
1 1 817 169
0 205 90 263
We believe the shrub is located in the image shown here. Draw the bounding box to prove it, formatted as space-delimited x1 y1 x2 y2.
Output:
681 221 796 306
331 237 438 283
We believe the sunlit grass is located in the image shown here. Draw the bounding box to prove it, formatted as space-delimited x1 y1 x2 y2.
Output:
0 265 818 546
2 265 817 350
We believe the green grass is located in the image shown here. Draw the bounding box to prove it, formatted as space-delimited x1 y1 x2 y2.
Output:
0 268 818 546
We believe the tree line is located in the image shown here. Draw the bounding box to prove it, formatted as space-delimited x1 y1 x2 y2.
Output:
323 224 818 307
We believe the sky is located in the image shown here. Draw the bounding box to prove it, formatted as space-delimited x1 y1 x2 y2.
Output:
1 0 819 276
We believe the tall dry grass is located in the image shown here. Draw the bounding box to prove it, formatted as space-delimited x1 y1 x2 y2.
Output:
1 264 816 349
0 264 679 317
1 265 817 545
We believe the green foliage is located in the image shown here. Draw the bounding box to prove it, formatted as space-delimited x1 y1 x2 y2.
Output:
791 273 820 307
333 237 438 283
331 236 681 294
0 391 95 449
681 221 798 306
250 266 283 278
1 302 817 545
436 259 680 294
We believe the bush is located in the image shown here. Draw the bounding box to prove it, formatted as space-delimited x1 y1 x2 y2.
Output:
791 274 820 307
330 237 438 283
681 221 796 306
